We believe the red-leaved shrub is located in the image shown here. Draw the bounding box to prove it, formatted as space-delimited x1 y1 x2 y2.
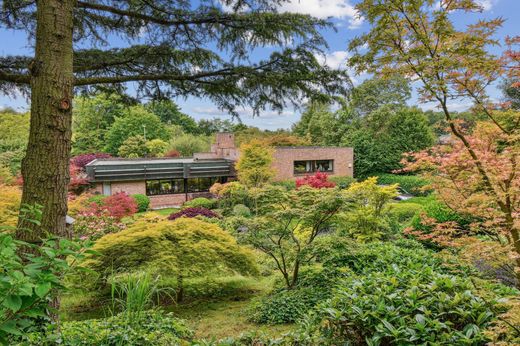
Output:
296 172 336 189
168 207 219 221
88 192 138 220
71 153 112 170
69 163 90 194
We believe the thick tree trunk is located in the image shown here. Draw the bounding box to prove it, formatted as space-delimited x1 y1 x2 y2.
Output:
17 0 75 241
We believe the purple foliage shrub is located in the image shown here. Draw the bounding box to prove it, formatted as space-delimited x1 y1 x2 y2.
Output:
71 153 112 170
168 207 219 221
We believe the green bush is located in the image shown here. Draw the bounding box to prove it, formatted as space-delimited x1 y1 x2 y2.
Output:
132 194 150 212
328 175 356 189
182 197 216 210
300 268 499 345
385 202 424 223
375 173 430 195
20 310 193 345
272 179 296 190
88 194 106 206
250 267 348 324
232 204 251 218
410 197 475 234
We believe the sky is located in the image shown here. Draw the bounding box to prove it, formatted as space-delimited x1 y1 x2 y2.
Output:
0 0 519 130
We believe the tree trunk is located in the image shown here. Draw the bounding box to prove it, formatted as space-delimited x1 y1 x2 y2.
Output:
17 0 75 241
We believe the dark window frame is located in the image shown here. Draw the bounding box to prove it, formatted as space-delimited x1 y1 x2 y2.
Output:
293 159 334 175
146 178 185 196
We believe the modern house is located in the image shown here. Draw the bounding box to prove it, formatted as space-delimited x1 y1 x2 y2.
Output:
86 133 353 208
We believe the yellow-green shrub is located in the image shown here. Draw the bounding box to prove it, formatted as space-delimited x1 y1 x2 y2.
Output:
0 184 21 228
85 217 258 280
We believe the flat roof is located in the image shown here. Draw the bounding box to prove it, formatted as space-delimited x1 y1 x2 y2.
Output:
87 157 212 166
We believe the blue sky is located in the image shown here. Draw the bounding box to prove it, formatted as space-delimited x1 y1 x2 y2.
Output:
0 0 519 130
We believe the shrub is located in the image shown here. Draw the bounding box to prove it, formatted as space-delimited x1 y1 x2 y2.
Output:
272 179 296 190
67 193 93 217
296 172 336 189
83 218 258 295
328 175 356 189
71 153 112 170
168 207 219 221
0 184 21 228
74 211 126 240
375 173 431 196
87 192 138 220
182 197 216 210
300 268 499 345
20 310 193 346
163 149 180 158
385 202 424 223
232 204 251 218
132 194 150 212
0 165 15 185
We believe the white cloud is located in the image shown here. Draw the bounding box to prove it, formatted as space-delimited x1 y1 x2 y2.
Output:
475 0 497 11
191 106 295 119
314 50 350 70
277 0 363 28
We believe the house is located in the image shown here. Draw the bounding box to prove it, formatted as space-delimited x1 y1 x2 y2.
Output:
85 133 353 208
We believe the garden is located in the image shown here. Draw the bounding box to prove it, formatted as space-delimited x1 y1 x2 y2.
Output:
0 0 519 345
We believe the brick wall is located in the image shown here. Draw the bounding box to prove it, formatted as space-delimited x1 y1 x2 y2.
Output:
272 147 354 181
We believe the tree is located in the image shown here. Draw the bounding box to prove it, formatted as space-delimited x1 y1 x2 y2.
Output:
168 134 210 157
145 100 198 134
105 106 168 155
350 76 411 116
0 1 350 239
500 78 520 110
238 185 346 288
72 93 126 154
117 135 149 158
197 118 236 136
145 139 168 157
0 112 29 175
350 0 520 282
236 139 274 188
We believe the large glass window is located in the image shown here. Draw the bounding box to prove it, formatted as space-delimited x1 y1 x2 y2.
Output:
293 160 334 174
187 177 220 193
146 179 185 196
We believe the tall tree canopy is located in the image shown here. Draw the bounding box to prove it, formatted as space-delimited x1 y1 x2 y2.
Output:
0 0 350 238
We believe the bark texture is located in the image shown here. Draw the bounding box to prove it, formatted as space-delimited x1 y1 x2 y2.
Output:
17 0 75 241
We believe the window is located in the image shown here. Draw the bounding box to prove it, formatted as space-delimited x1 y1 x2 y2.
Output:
293 160 334 174
187 177 221 193
146 179 185 196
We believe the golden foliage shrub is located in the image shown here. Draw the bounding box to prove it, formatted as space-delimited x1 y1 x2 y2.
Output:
0 184 21 228
85 217 258 279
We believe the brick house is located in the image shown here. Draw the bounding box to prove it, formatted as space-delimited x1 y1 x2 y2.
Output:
86 133 353 208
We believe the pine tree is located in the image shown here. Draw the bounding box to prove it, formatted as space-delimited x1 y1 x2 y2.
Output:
0 0 350 240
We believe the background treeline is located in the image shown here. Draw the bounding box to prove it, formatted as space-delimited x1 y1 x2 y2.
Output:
0 75 484 179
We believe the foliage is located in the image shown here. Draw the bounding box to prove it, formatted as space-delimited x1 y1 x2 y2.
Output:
71 153 112 170
237 185 347 288
20 310 193 346
182 197 216 210
72 93 126 154
236 139 274 188
271 179 297 191
88 192 138 220
349 0 520 285
117 135 148 158
132 194 150 213
68 163 90 195
346 177 398 217
145 99 198 134
197 118 236 136
342 106 435 177
1 207 90 344
0 112 29 174
73 211 126 240
375 173 430 196
232 204 251 218
164 149 181 158
145 139 168 157
300 267 499 345
105 106 169 155
168 207 219 221
0 185 21 228
328 176 356 189
385 202 424 224
84 218 259 294
295 172 335 189
350 76 411 116
0 166 14 185
168 133 211 157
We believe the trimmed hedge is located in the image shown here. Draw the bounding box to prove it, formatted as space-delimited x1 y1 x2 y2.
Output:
182 197 216 210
